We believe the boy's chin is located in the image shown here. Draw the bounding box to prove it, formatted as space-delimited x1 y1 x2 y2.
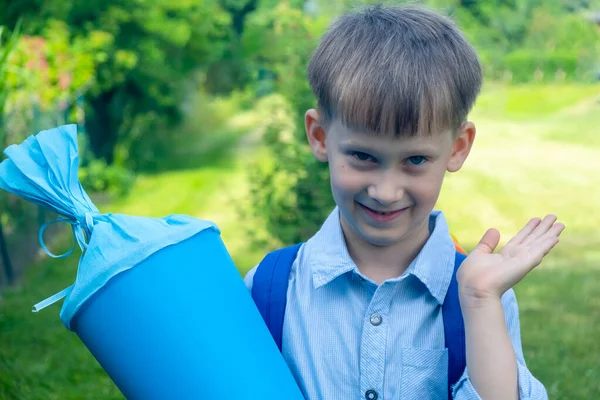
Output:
357 229 409 248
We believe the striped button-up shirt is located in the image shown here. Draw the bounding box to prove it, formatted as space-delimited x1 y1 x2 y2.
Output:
244 208 548 399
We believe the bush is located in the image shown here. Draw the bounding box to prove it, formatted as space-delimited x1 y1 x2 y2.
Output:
245 94 334 247
78 159 135 197
244 5 335 247
501 49 585 82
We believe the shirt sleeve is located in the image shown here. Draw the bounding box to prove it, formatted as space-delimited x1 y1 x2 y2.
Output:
243 265 259 291
452 289 549 400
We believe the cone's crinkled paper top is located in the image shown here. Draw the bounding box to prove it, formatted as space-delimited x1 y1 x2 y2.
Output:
0 124 218 330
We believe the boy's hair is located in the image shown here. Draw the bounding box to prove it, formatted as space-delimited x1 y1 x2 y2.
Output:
307 4 483 137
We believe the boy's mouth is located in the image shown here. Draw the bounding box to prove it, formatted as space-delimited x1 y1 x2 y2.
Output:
358 203 408 222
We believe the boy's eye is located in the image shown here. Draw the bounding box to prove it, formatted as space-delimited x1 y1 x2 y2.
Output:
406 156 428 166
351 151 376 163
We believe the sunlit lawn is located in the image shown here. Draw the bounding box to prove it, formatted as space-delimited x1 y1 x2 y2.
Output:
0 83 599 399
440 82 600 398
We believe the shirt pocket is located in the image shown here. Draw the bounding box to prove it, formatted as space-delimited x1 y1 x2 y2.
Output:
400 347 448 400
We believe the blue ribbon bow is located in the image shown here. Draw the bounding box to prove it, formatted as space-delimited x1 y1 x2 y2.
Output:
33 210 103 312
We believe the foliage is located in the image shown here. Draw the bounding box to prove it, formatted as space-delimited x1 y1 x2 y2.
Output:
5 21 96 111
244 95 333 247
0 23 20 285
0 0 233 168
78 159 136 197
65 0 232 169
0 23 20 147
243 3 335 247
447 1 600 80
1 0 598 173
2 20 98 148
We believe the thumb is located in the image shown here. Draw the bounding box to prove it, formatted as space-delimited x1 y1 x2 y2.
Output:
473 228 501 255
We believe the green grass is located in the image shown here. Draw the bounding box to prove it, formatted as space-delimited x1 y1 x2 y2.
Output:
1 83 599 399
473 82 600 119
517 262 600 398
437 82 600 399
0 244 123 400
440 82 600 249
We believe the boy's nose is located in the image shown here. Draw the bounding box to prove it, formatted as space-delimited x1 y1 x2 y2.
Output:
367 174 403 206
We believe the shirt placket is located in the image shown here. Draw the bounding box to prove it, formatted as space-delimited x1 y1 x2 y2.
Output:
359 281 395 400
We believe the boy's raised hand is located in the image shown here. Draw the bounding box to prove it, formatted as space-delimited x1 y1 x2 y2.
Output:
457 215 565 306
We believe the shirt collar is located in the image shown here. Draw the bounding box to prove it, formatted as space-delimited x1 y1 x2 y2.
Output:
304 208 356 288
406 210 456 304
302 207 456 304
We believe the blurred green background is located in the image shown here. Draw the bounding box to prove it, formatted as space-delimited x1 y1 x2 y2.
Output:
1 0 599 399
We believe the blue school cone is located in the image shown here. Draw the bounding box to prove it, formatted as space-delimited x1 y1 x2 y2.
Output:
0 125 304 400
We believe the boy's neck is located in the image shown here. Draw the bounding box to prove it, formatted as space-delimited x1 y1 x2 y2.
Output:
340 217 431 285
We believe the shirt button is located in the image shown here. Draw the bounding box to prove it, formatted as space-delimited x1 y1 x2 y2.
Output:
370 312 382 326
365 389 378 400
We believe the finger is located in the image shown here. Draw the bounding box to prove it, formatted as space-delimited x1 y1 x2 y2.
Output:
517 221 564 254
525 235 560 271
473 228 501 255
522 214 558 245
547 222 566 239
528 222 565 251
541 235 560 256
505 217 542 247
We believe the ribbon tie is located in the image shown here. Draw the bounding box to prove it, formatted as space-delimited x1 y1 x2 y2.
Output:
32 211 100 312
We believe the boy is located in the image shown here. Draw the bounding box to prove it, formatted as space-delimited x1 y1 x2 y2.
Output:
245 4 563 399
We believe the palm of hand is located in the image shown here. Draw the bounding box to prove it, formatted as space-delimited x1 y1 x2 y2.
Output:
457 215 565 302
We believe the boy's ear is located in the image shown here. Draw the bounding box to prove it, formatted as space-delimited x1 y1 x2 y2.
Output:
305 109 328 162
447 121 476 173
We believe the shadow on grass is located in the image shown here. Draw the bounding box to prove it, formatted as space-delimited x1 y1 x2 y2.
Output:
139 127 247 175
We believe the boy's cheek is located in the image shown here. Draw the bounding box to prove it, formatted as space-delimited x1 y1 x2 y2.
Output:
330 166 365 195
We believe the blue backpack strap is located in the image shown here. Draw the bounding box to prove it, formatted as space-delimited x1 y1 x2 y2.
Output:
251 243 303 351
443 251 467 398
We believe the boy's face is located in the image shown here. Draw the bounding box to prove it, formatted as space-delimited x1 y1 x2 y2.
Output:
306 109 475 248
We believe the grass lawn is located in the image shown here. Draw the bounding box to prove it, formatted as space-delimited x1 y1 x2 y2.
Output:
1 83 599 399
439 82 600 398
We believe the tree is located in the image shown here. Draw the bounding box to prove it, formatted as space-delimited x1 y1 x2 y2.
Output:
0 0 232 168
69 1 231 167
0 24 19 284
